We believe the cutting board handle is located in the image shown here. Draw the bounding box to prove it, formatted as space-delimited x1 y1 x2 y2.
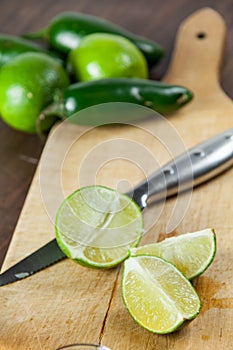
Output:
163 8 226 91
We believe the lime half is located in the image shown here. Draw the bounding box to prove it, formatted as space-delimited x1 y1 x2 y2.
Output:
122 255 201 334
55 186 144 268
130 228 216 279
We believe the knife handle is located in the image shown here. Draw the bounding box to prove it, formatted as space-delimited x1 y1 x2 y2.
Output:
132 128 233 209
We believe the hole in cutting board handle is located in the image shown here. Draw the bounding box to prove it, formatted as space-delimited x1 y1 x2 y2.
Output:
196 32 207 39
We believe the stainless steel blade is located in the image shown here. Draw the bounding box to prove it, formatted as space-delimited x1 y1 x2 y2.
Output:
0 239 66 286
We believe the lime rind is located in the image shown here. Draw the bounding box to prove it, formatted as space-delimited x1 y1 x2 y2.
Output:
69 33 149 81
122 255 201 334
56 236 142 269
129 228 216 279
55 185 144 268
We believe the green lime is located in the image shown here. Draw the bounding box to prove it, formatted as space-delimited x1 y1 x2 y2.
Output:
122 255 201 334
130 228 216 279
0 52 69 133
68 33 148 81
55 186 144 268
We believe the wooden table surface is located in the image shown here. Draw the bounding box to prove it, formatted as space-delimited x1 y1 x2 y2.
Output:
0 0 232 268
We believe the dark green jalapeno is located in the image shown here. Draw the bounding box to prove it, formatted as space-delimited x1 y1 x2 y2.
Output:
23 12 163 66
40 78 193 126
0 34 60 68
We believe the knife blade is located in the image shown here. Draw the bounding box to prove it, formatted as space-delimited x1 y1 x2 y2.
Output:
1 127 233 286
0 239 65 286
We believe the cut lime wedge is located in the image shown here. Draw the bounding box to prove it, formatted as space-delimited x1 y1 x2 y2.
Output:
129 228 216 279
55 185 144 268
122 255 201 334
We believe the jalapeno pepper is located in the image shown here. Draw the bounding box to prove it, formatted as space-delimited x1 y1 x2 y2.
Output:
0 34 62 68
40 78 193 126
24 12 163 66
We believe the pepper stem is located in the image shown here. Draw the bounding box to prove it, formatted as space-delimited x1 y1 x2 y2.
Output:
36 102 65 138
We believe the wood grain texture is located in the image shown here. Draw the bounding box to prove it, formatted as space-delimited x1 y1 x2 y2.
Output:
101 9 233 349
0 3 233 350
1 0 233 266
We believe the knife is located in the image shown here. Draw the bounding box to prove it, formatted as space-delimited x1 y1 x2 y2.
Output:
1 128 233 286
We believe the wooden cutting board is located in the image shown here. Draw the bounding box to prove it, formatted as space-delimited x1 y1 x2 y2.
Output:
1 8 233 350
